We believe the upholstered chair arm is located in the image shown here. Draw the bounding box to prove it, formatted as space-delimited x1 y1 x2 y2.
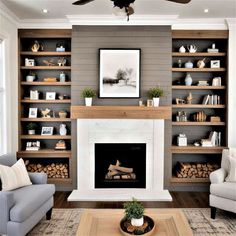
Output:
210 168 227 184
28 172 47 184
0 191 15 234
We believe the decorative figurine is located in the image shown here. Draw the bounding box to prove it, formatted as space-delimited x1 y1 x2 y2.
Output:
31 40 40 52
186 92 193 104
41 108 51 118
187 44 197 53
197 58 206 68
59 124 67 136
179 46 186 53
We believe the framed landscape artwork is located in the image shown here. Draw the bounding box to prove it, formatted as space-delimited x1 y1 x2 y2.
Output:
99 49 141 98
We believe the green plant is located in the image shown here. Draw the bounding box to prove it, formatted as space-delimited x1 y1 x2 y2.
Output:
28 71 36 76
147 87 164 98
124 198 144 220
81 88 96 98
26 123 37 130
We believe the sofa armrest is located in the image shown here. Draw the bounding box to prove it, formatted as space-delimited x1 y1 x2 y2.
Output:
28 172 47 184
0 191 15 234
210 168 227 184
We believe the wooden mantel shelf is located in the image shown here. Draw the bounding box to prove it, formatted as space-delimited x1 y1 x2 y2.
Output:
71 106 171 120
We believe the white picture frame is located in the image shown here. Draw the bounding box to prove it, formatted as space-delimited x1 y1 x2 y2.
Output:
28 108 38 118
99 49 141 98
41 127 54 135
30 90 39 100
46 92 56 100
210 60 220 68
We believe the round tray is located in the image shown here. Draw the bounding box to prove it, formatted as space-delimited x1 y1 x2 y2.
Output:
119 215 155 236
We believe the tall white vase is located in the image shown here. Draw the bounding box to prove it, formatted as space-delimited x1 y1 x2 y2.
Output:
85 97 92 106
153 97 160 107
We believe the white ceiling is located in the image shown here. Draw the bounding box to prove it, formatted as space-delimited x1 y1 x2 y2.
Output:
1 0 236 20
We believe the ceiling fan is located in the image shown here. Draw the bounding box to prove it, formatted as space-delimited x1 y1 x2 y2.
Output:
72 0 191 21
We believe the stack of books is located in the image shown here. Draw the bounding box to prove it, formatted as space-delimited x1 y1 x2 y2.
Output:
198 81 209 86
201 131 221 147
202 94 221 105
207 48 219 53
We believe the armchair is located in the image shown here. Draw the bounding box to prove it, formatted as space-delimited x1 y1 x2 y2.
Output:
0 153 55 236
210 149 236 219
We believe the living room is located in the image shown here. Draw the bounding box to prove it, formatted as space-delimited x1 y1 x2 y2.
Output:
0 0 236 235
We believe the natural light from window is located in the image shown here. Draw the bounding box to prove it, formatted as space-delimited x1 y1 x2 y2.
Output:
0 39 6 155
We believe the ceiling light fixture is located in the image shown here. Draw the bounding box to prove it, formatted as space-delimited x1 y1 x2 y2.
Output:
204 8 209 13
42 9 49 14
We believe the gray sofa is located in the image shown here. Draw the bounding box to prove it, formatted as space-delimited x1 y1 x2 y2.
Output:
0 154 55 236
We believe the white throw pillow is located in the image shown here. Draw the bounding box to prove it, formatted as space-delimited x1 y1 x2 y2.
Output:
0 158 32 191
226 156 236 182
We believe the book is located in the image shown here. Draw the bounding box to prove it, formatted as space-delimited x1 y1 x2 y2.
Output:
202 95 209 105
207 48 219 53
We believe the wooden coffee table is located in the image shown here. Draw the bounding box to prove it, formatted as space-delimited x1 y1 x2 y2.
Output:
76 208 193 236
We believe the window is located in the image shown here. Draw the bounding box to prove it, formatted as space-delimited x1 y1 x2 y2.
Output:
0 39 6 155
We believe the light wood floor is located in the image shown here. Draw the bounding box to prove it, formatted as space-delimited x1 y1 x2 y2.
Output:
54 191 209 208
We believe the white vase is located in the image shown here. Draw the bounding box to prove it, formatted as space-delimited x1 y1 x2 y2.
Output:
185 73 193 86
28 130 35 135
85 97 92 106
26 75 35 82
59 124 67 136
131 217 144 227
153 97 160 107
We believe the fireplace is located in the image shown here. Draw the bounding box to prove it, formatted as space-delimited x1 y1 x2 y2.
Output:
95 143 146 188
68 119 171 201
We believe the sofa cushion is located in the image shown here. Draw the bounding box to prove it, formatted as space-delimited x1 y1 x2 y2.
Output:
226 156 236 182
0 158 32 191
10 184 55 223
210 182 236 201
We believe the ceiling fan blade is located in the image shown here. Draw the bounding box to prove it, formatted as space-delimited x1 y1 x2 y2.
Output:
72 0 95 5
166 0 191 4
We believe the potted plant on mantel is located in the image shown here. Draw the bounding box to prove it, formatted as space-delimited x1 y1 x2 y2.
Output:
26 123 37 135
147 87 164 107
81 88 96 106
124 198 145 227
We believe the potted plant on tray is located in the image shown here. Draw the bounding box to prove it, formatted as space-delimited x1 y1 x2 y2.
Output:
82 88 96 106
26 123 37 135
124 198 144 227
147 87 164 107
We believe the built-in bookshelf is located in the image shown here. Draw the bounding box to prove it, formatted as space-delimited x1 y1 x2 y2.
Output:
171 30 228 185
17 29 72 187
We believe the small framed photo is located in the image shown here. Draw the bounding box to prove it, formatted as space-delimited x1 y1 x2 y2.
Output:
25 58 35 66
41 127 54 135
210 60 220 68
46 92 56 100
29 108 38 118
30 90 39 100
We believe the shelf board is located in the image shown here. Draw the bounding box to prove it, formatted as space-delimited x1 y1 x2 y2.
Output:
48 178 72 185
171 145 225 154
172 122 225 126
172 68 226 72
20 51 71 56
21 118 71 122
21 99 71 104
20 135 71 140
171 177 210 183
17 149 71 158
21 82 71 86
20 66 71 70
172 85 226 90
172 52 226 57
172 104 226 109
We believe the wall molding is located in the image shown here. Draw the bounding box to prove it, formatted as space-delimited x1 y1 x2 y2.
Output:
0 1 18 26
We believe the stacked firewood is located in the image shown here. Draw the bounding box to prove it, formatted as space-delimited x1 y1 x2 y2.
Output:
174 162 219 178
25 160 69 179
105 160 136 180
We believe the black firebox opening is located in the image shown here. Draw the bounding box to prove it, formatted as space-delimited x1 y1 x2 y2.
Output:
95 143 146 188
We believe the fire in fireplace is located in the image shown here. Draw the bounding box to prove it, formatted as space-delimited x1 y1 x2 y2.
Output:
95 143 146 188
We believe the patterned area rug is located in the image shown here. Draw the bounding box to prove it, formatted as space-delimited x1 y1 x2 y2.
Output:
28 208 236 236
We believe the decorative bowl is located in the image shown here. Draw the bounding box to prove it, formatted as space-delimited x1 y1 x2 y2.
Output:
119 215 155 236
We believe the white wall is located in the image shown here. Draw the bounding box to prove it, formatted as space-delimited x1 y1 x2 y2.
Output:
0 9 18 154
227 19 236 148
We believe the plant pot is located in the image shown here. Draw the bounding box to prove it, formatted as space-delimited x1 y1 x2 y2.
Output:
85 97 92 106
131 217 144 227
153 97 160 107
26 75 35 82
28 130 35 135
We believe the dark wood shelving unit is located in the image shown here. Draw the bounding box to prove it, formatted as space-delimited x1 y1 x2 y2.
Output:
17 29 72 188
171 30 228 186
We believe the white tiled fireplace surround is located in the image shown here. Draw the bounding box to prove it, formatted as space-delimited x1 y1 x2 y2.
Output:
68 119 172 201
